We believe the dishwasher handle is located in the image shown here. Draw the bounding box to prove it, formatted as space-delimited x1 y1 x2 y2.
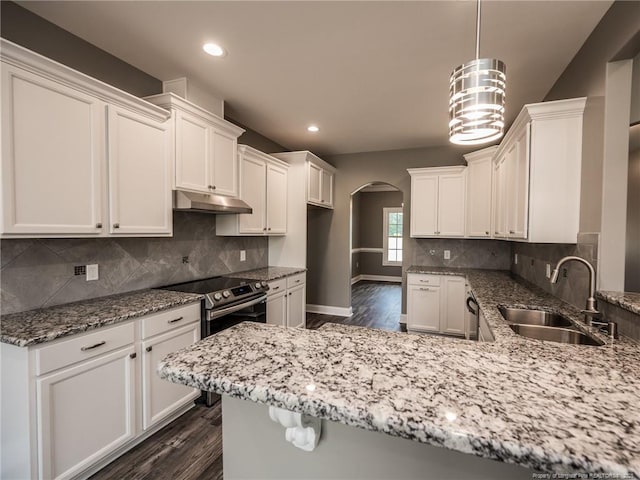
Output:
466 296 479 315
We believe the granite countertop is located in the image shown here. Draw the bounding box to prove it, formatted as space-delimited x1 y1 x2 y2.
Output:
0 289 203 347
159 268 640 476
227 266 307 282
597 291 640 316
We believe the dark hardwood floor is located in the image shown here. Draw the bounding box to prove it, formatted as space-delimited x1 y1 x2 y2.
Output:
306 280 405 332
89 402 222 480
91 281 401 479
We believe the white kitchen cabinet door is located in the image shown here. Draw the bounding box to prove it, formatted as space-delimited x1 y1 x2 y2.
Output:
175 110 210 194
307 162 322 204
437 173 466 237
464 148 495 238
441 276 466 336
267 292 287 326
510 127 530 239
211 129 238 197
320 169 334 208
141 322 200 431
266 163 288 234
410 175 438 236
36 346 136 480
407 285 440 333
239 154 267 234
287 284 306 328
1 65 104 236
493 156 508 238
107 106 172 236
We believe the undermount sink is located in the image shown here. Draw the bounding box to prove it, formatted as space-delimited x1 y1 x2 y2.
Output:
507 324 604 346
498 306 574 328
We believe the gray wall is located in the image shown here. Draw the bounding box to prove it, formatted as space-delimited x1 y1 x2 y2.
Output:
0 1 161 97
1 212 268 314
312 145 505 312
352 190 403 278
231 118 289 154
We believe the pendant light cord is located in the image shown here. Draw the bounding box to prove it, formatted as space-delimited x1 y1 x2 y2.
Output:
475 0 481 60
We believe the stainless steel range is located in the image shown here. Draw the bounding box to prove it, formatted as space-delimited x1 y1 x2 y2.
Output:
160 275 269 405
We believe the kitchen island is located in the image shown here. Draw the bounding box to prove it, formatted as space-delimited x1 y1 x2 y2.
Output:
158 270 640 479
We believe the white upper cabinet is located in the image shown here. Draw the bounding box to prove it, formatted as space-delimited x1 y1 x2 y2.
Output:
464 146 497 238
0 39 172 238
216 145 288 236
107 105 172 236
271 151 336 209
492 97 586 243
408 166 466 238
144 92 245 198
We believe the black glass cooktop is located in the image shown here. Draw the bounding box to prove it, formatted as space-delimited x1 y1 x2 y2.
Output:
160 276 252 294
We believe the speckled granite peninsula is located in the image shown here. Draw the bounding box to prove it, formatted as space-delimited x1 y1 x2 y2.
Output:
226 266 306 281
0 289 203 347
598 291 640 316
159 269 640 477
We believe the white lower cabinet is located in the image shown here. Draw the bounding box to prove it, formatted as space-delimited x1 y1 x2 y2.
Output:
266 278 287 327
141 322 200 430
266 274 306 328
1 302 201 480
37 346 136 480
406 274 465 335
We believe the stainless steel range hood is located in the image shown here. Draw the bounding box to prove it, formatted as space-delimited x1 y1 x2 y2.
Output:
173 190 252 214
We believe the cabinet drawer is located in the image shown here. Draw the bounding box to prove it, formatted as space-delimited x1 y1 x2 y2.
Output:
407 274 441 286
286 273 306 289
35 322 134 376
141 302 201 340
267 278 287 297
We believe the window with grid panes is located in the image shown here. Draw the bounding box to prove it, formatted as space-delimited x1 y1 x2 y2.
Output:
383 207 403 266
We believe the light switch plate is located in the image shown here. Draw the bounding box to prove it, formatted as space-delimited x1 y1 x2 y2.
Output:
86 264 99 281
444 250 451 260
240 250 246 262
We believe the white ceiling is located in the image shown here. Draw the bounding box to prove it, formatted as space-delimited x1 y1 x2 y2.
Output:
18 1 613 156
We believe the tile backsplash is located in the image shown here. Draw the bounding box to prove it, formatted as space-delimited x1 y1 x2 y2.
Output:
410 238 512 270
510 233 599 310
0 211 268 314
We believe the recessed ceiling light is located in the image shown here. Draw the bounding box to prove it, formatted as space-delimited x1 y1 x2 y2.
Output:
203 43 226 57
307 125 319 133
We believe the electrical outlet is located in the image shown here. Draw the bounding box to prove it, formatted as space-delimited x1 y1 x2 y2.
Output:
86 264 99 281
429 249 436 256
74 265 86 276
182 256 189 264
444 250 451 260
514 254 518 265
545 264 551 278
240 250 246 262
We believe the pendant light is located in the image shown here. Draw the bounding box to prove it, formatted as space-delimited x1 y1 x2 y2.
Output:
449 0 506 145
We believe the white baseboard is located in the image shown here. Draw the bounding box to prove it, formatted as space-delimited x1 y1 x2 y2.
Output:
306 304 353 317
354 274 402 283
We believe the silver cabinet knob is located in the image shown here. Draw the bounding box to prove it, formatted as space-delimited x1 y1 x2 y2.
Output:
95 222 102 228
208 185 214 190
268 227 272 231
146 346 152 352
113 223 120 229
485 231 490 235
509 230 515 234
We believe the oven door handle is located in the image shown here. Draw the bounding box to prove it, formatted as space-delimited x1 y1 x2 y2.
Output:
208 294 267 320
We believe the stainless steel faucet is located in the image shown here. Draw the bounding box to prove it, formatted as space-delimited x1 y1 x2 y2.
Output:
550 255 600 322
